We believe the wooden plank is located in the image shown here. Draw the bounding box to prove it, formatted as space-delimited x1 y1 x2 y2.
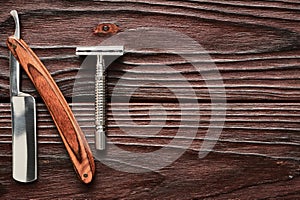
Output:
0 53 300 100
0 150 299 199
0 0 299 199
0 103 299 160
0 0 299 100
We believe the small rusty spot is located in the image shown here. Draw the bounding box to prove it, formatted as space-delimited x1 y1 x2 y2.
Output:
93 23 121 36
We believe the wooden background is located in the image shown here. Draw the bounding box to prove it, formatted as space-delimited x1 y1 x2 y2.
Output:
0 0 300 199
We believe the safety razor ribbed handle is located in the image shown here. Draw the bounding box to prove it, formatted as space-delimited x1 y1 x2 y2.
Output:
6 36 95 184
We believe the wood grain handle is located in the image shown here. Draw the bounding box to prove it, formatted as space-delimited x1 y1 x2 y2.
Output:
7 36 95 184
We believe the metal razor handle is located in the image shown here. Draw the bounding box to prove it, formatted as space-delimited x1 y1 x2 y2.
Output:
76 46 124 151
95 55 106 150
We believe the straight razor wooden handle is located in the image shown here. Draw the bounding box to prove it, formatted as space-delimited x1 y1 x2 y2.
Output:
7 36 95 184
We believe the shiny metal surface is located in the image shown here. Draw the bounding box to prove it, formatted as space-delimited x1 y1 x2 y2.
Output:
10 10 20 97
11 95 37 182
76 46 124 150
10 10 37 183
95 55 106 150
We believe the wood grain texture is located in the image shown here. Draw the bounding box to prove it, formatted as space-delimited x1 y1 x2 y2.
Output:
93 23 121 35
1 50 300 101
0 150 299 199
0 103 299 159
0 0 299 199
0 1 299 100
0 102 299 198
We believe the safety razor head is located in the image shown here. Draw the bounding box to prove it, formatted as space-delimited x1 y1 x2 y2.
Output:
76 46 124 56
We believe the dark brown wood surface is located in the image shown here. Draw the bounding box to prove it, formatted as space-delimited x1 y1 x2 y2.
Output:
0 0 299 199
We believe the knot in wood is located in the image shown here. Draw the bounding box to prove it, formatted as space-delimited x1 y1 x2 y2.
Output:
93 23 120 36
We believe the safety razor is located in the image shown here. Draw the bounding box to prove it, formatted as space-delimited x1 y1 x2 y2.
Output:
76 46 124 150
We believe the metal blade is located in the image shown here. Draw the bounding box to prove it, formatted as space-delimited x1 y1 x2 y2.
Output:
11 95 37 182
